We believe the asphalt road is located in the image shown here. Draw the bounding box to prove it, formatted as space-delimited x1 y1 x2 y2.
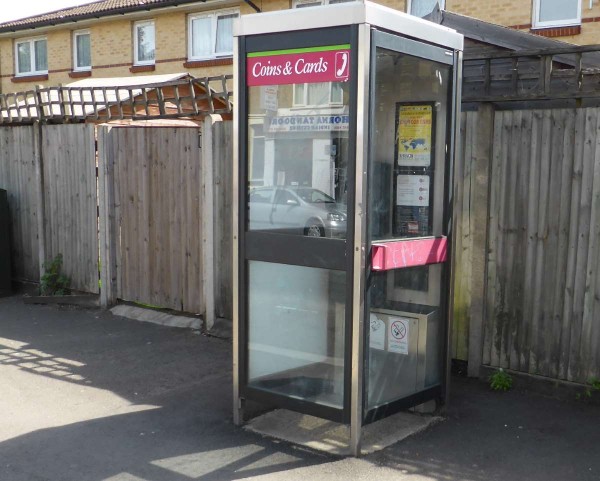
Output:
1 296 599 481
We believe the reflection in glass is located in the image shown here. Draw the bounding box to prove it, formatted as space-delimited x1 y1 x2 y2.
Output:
247 79 350 238
76 34 91 69
248 262 346 408
17 43 31 74
34 39 48 72
216 14 236 54
191 17 212 58
136 23 155 63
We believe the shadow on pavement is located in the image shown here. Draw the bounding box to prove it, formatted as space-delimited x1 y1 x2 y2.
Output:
1 296 600 481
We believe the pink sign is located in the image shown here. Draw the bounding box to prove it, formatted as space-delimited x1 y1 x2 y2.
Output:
247 45 351 86
371 237 448 272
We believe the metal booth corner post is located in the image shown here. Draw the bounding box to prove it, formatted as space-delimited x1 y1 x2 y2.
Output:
350 22 371 457
232 31 243 426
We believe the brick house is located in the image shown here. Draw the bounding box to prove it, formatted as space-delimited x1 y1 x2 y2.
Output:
0 0 595 95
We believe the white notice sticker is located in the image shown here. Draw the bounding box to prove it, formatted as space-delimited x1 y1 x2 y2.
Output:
387 317 410 355
396 175 430 207
369 313 386 351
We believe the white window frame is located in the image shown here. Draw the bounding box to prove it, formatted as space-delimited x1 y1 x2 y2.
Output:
293 0 353 7
292 82 344 107
133 20 155 66
14 36 48 76
407 0 445 17
73 29 91 72
533 0 582 28
187 9 239 61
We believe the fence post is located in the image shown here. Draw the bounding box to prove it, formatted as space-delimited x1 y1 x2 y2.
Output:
202 115 222 330
468 103 494 377
98 126 117 308
33 122 46 282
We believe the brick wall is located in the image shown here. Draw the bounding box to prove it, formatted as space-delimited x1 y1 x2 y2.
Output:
0 1 265 93
447 0 531 28
3 0 600 94
446 0 600 45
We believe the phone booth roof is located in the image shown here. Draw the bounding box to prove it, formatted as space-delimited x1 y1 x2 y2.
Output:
234 0 463 52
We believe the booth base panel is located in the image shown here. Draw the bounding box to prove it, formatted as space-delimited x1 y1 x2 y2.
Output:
248 362 344 409
245 407 442 456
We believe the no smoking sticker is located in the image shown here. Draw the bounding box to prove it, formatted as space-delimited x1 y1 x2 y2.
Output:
388 317 410 355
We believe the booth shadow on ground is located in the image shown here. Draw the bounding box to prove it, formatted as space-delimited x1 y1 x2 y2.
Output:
1 296 600 481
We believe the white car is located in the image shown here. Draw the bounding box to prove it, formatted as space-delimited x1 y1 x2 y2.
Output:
248 186 347 238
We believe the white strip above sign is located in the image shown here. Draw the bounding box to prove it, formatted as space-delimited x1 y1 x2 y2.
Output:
266 114 350 132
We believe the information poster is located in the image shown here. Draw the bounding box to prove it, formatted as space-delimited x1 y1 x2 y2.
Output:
396 104 434 167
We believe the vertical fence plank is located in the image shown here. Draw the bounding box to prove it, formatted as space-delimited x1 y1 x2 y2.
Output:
491 110 511 368
483 110 503 366
0 126 39 282
528 110 552 375
559 109 585 380
214 121 233 320
568 108 596 382
539 110 564 378
452 111 472 361
549 110 575 379
98 126 117 308
581 110 600 382
467 105 493 376
511 110 532 372
523 110 543 374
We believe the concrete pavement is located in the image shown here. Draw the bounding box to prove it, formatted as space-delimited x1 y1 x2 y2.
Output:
1 295 599 481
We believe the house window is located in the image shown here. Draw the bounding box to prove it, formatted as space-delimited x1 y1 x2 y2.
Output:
15 37 47 76
188 10 239 60
533 0 581 28
293 0 353 7
134 20 155 65
73 30 91 71
293 82 343 107
408 0 445 17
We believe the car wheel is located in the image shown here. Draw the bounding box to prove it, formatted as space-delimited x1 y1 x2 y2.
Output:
305 223 325 237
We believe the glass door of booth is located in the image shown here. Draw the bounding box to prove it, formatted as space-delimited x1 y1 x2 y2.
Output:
239 27 357 423
365 30 456 423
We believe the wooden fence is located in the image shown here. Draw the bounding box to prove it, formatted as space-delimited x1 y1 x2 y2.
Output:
0 124 98 291
42 125 98 293
1 119 231 327
0 126 38 282
454 106 600 384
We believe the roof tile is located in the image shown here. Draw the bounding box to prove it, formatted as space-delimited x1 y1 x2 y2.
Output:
0 0 203 32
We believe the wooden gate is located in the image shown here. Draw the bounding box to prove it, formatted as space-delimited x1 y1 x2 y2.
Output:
99 125 205 314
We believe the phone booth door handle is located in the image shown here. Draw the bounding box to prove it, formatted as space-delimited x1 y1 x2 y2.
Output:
371 236 448 271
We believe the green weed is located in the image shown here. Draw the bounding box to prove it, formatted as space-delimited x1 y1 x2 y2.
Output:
489 368 513 391
40 254 71 296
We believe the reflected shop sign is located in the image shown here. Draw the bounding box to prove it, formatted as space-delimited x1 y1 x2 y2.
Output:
266 114 350 133
247 44 351 86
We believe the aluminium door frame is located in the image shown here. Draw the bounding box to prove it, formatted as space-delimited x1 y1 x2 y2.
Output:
235 25 360 425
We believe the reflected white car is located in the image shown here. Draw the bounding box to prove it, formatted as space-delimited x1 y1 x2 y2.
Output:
249 186 347 238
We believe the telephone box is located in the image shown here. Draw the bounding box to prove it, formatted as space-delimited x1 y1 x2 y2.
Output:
233 1 463 455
